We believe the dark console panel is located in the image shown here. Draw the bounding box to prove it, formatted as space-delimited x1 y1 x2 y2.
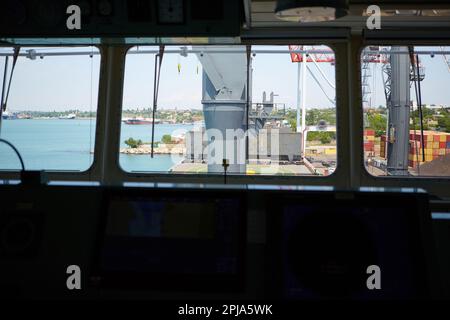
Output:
93 187 246 292
0 183 446 299
267 191 435 300
0 0 241 38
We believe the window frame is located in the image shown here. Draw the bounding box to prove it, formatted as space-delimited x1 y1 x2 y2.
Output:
113 41 346 186
1 31 449 199
0 45 103 176
355 35 450 198
359 43 450 181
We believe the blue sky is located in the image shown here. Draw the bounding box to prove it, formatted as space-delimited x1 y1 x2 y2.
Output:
367 46 450 108
124 45 336 110
1 45 450 112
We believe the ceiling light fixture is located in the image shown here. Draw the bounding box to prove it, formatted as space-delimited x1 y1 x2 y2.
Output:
275 0 349 23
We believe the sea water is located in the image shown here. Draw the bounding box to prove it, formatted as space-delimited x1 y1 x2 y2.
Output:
0 119 194 172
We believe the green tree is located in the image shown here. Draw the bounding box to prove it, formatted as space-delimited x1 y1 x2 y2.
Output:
288 118 297 132
319 134 332 144
161 134 173 144
307 132 335 144
411 120 430 131
124 137 143 148
438 114 450 132
367 113 386 137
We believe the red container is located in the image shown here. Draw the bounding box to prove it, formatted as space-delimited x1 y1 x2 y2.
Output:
440 142 446 149
409 141 416 154
364 142 374 151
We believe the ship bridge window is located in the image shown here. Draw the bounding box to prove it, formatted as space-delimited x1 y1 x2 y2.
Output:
0 46 100 172
361 46 450 178
120 45 336 176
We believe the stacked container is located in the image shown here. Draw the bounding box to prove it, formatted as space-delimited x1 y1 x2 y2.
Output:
380 135 387 158
363 129 375 153
363 129 382 157
408 131 450 168
376 130 450 166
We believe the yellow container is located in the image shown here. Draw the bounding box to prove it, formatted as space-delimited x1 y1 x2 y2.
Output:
410 154 424 160
433 142 439 149
440 135 447 142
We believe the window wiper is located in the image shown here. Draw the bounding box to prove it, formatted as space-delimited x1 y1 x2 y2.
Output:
0 46 20 135
408 46 425 163
151 45 165 158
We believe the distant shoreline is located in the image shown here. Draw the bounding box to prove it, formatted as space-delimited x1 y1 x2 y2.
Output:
3 117 96 120
120 144 185 155
2 118 198 124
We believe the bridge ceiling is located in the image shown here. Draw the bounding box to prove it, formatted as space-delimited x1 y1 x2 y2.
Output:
248 0 450 29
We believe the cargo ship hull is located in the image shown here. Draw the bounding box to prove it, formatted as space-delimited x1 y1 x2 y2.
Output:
123 118 160 125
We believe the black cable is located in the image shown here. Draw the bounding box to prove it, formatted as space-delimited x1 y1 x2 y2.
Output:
0 56 9 133
410 77 420 171
1 56 8 109
223 159 228 185
0 138 25 171
408 47 421 168
151 45 165 158
415 54 425 162
245 45 251 163
2 47 20 112
408 47 425 162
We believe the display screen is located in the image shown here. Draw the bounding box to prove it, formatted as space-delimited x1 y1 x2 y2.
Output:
278 198 429 299
99 194 244 277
